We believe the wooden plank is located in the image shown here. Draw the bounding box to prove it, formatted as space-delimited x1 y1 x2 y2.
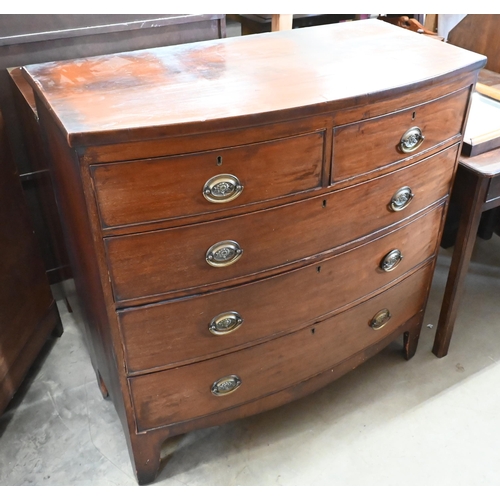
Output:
271 14 293 31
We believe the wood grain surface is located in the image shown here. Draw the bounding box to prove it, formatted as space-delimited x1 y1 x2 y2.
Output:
23 20 485 146
92 131 324 228
119 205 444 374
332 87 469 181
105 144 458 304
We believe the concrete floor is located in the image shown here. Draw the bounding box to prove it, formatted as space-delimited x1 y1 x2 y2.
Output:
1 233 499 486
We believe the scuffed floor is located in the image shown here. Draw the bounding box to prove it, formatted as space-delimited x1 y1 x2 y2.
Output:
1 235 500 486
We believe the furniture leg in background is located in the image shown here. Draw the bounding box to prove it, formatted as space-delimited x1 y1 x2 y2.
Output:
433 150 500 357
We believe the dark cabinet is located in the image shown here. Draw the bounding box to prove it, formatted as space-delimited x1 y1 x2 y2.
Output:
0 110 62 414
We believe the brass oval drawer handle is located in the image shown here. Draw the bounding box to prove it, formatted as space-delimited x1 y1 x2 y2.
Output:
389 186 414 212
400 126 425 153
370 308 392 330
206 240 243 267
203 174 244 203
380 249 404 272
209 311 244 335
211 375 242 396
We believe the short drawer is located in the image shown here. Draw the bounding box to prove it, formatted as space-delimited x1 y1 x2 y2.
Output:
119 204 444 373
91 131 324 228
106 144 458 303
129 263 433 431
332 87 469 181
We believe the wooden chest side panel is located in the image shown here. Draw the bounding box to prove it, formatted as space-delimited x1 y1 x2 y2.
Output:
34 102 130 427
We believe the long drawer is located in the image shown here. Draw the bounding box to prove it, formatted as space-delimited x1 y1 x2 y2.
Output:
119 204 444 374
332 87 469 181
92 131 324 228
106 144 459 303
129 262 433 432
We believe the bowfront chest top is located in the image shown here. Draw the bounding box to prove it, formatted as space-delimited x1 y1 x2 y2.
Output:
23 20 485 484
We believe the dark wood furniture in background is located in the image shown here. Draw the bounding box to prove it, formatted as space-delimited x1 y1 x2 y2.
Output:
23 20 484 484
0 110 62 415
0 14 226 288
433 149 500 357
433 14 500 357
228 14 358 34
229 14 426 36
446 14 500 73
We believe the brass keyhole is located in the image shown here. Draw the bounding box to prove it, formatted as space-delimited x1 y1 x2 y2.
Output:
216 156 223 166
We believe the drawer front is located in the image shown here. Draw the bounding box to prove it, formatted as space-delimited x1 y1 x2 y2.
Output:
129 263 433 431
92 131 324 228
332 87 469 181
106 144 458 303
119 205 444 373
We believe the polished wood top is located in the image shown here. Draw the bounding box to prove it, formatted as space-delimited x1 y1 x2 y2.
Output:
23 19 485 147
460 147 500 177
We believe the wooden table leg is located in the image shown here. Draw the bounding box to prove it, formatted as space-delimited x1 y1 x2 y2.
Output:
271 14 293 31
432 168 489 357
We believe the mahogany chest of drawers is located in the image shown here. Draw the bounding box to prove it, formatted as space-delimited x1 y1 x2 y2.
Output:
22 20 485 484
